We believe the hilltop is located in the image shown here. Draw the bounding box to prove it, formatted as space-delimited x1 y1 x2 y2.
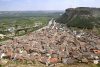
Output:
56 7 100 29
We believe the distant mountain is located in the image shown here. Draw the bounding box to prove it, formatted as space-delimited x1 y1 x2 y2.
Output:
56 7 100 29
0 11 64 18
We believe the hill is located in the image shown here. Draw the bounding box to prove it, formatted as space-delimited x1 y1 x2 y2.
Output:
56 7 100 29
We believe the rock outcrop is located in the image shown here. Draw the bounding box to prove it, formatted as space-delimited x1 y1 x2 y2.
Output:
56 7 100 29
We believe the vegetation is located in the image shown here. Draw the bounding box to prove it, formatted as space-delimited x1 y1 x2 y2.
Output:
67 16 94 29
56 7 100 29
0 60 100 67
0 11 63 38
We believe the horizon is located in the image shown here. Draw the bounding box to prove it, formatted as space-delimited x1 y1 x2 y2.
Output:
0 0 100 11
0 7 100 12
0 10 64 11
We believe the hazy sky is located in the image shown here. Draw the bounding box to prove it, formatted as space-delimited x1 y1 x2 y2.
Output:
0 0 100 11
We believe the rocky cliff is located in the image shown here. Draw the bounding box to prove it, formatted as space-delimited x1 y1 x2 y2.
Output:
56 7 100 29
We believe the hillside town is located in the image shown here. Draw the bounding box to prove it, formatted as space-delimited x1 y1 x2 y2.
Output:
0 19 100 66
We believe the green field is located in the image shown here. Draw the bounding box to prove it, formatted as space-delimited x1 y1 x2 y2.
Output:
0 11 63 38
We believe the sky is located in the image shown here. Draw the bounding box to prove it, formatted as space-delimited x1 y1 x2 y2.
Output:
0 0 100 11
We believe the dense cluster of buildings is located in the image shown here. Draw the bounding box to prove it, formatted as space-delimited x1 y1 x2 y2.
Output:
0 19 100 66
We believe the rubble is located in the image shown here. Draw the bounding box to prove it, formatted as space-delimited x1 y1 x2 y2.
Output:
0 19 100 66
